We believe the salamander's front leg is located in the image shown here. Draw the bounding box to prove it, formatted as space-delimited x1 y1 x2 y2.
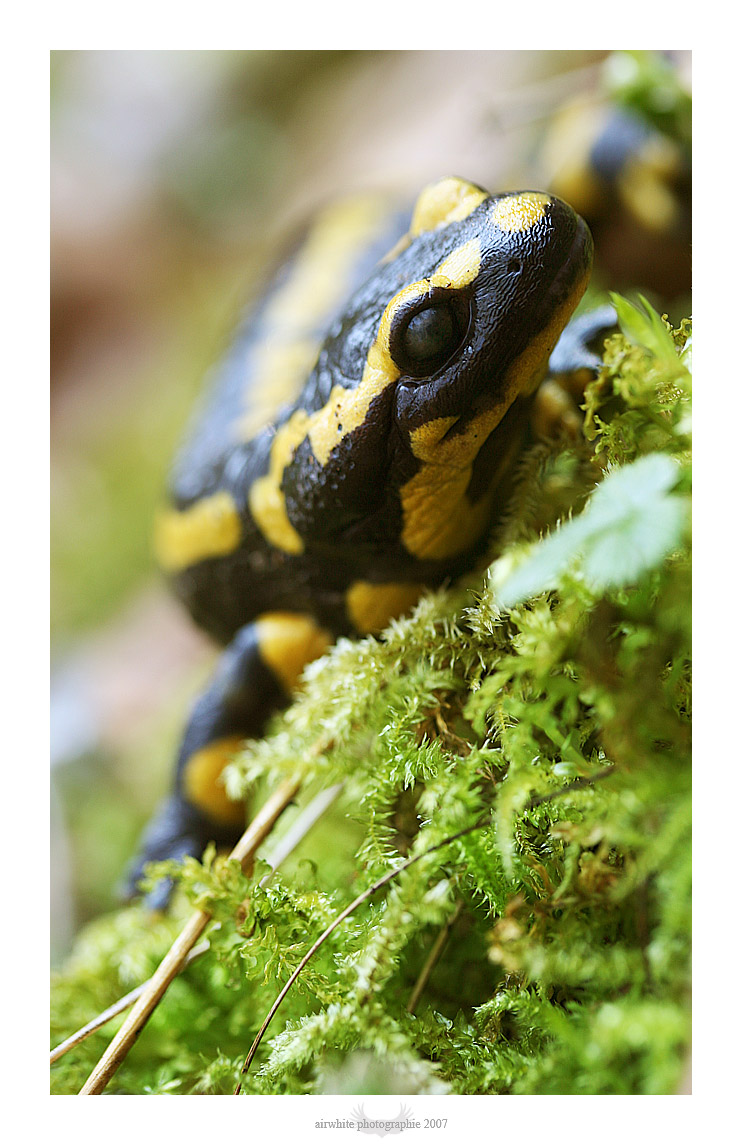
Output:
532 304 619 440
548 304 617 389
123 612 331 907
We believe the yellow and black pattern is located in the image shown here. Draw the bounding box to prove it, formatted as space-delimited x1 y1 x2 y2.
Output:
539 94 691 298
127 178 594 903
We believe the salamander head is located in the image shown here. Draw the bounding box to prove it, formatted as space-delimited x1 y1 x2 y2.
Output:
344 177 593 467
257 178 592 559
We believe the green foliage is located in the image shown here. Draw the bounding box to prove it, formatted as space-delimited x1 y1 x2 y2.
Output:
489 451 686 607
604 50 692 151
51 300 691 1096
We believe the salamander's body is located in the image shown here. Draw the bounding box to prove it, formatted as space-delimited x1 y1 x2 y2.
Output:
127 178 593 904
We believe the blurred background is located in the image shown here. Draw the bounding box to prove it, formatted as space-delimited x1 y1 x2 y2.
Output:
50 50 691 960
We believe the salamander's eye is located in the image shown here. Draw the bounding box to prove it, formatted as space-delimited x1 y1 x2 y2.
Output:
390 292 470 378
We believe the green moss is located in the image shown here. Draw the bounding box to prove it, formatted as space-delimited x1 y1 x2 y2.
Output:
51 299 691 1096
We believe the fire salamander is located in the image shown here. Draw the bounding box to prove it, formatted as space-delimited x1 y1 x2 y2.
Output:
125 177 593 906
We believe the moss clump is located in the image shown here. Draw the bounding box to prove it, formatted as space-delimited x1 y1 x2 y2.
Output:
51 297 691 1096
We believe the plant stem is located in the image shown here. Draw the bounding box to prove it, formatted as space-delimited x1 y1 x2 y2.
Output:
53 782 344 1065
79 775 302 1095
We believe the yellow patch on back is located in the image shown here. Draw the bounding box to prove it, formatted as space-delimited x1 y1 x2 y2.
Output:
182 735 246 826
491 192 551 232
346 580 426 635
238 196 393 441
154 491 242 573
248 410 310 554
411 177 488 236
237 339 320 443
255 612 332 694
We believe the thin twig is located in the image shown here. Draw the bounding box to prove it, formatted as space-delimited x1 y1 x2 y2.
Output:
234 820 484 1092
79 775 302 1095
51 942 210 1064
258 782 344 888
406 900 463 1014
234 764 615 1091
526 766 615 808
52 782 344 1066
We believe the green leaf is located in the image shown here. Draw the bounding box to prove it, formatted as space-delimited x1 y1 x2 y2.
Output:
488 517 592 608
491 454 686 607
580 454 687 589
609 293 679 366
603 50 692 150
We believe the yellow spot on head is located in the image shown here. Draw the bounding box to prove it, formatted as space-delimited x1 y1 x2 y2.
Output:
306 275 410 467
411 177 488 236
154 491 242 573
255 612 332 694
491 192 551 232
407 400 517 473
182 735 246 826
346 581 426 635
433 239 481 289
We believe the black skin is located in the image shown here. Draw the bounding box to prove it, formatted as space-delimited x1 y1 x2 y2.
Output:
547 304 617 377
123 184 595 907
128 626 287 908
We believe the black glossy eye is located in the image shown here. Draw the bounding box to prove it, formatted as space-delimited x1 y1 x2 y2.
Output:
390 292 470 378
405 306 455 361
